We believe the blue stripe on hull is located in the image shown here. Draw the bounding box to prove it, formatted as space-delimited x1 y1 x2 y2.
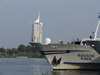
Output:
41 50 89 55
64 62 100 64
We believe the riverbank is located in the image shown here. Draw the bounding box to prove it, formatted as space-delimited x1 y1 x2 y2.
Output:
0 52 44 58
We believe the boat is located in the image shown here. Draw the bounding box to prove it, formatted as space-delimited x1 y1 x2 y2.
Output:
30 41 100 69
30 15 100 70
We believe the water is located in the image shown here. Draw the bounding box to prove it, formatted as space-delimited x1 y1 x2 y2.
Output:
0 58 99 75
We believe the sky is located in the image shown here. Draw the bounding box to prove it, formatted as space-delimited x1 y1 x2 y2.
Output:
0 0 100 48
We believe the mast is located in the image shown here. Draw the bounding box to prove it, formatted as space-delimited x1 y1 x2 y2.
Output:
94 13 100 40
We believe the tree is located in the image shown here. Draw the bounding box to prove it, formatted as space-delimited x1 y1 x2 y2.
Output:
7 49 13 54
26 45 32 53
0 47 6 53
12 48 18 53
17 44 26 53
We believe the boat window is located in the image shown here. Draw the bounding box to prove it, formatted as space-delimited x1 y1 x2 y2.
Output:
50 46 58 49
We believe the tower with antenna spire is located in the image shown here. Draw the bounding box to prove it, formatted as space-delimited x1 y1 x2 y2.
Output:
31 13 43 43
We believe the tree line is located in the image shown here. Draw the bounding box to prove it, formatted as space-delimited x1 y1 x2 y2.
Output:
0 44 44 58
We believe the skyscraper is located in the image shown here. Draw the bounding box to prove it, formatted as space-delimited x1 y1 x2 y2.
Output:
31 13 43 43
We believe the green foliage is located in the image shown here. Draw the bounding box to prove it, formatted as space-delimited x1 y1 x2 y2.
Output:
0 44 44 58
26 45 33 53
0 47 6 53
18 44 26 52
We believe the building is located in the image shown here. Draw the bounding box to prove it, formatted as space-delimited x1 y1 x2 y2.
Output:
31 13 43 43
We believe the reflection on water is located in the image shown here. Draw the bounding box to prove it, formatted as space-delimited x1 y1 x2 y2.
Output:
0 58 99 75
46 70 100 75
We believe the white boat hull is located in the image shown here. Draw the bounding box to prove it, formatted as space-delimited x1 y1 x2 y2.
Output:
30 43 100 69
45 54 100 70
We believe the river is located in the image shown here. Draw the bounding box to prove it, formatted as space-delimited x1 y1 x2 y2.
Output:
0 58 99 75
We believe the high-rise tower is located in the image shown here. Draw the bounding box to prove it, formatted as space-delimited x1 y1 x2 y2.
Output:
31 13 43 43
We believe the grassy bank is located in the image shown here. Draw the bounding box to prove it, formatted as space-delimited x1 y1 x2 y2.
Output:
0 52 44 58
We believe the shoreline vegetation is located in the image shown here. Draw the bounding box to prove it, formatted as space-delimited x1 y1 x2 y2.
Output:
0 44 44 58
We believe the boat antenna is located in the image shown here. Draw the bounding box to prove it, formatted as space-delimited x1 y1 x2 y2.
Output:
94 13 100 40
